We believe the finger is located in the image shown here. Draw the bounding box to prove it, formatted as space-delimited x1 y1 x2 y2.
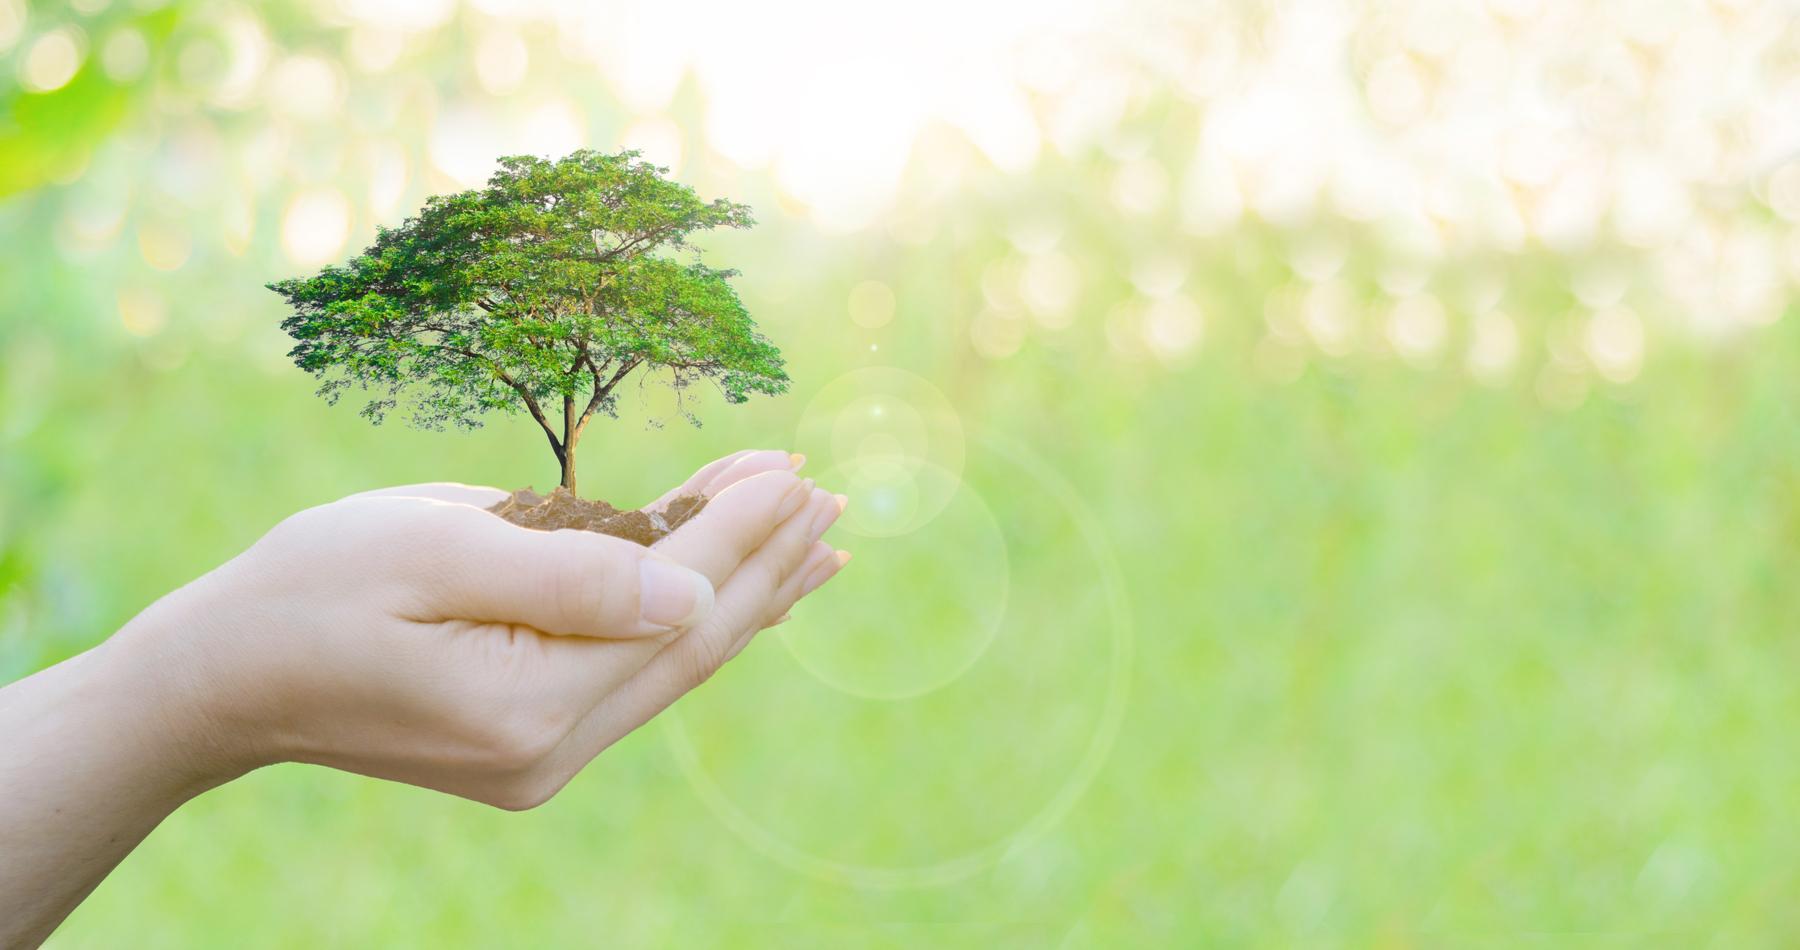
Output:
548 488 844 766
645 449 802 511
652 469 810 586
701 450 805 498
500 479 821 712
805 549 853 597
349 482 508 508
396 500 714 639
719 497 847 657
732 546 851 662
721 543 845 663
525 483 829 715
642 450 752 511
688 448 758 486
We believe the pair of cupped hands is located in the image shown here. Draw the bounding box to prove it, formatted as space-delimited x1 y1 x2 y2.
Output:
111 449 848 811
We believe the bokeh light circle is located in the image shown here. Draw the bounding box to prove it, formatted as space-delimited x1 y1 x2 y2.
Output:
795 367 963 537
662 435 1134 889
778 461 1008 700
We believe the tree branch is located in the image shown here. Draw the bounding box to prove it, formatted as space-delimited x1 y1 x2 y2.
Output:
433 343 562 457
564 220 689 264
572 357 641 441
502 373 563 458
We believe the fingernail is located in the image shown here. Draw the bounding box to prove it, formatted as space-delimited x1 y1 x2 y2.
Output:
789 452 806 471
639 557 714 628
833 493 849 513
769 612 792 627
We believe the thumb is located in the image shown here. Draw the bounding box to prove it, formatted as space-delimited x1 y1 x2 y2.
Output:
406 503 715 638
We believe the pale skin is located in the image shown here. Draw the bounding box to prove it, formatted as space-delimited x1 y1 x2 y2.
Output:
0 449 849 947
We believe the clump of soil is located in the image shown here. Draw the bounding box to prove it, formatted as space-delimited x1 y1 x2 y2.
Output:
488 488 709 545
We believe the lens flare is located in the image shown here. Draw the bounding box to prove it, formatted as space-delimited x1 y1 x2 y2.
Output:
663 437 1132 888
796 367 964 536
779 463 1008 700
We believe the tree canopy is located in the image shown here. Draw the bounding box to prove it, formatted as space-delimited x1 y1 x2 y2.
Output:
268 149 788 494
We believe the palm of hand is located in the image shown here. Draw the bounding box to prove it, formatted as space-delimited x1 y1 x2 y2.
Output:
164 450 847 810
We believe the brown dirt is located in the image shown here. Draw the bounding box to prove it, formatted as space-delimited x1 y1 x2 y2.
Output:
487 488 709 545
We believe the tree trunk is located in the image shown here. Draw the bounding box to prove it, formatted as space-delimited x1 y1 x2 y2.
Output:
560 394 578 494
559 448 577 495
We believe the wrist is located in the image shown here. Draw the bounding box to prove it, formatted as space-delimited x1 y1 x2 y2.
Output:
0 595 267 945
95 587 271 800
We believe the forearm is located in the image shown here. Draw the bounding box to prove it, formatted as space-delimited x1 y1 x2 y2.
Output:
0 612 233 946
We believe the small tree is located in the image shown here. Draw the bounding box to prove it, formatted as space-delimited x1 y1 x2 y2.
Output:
269 150 788 496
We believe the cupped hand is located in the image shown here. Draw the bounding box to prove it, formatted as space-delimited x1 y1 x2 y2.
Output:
111 450 849 810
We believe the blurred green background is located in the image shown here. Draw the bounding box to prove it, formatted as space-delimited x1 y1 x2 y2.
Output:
6 0 1800 944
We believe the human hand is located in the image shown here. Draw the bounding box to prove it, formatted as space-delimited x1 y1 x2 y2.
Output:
107 450 850 810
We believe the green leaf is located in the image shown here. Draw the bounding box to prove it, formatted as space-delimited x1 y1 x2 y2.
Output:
267 149 787 474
